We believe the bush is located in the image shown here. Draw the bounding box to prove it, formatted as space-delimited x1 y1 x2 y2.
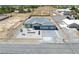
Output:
71 6 79 13
0 7 15 14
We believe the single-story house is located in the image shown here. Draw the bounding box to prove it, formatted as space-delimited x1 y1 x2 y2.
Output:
24 17 58 30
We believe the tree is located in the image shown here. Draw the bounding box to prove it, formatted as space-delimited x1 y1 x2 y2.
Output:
18 6 24 11
26 6 39 11
70 6 76 10
71 6 79 13
27 8 31 12
0 6 15 14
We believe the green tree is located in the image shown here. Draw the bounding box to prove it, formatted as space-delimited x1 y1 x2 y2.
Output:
70 6 76 10
27 8 31 12
18 6 24 11
0 6 15 14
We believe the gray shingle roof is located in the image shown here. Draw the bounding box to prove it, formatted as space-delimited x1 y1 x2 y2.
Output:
25 17 54 26
68 23 79 28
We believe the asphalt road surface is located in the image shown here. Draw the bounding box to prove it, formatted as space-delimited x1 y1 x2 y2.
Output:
0 43 79 54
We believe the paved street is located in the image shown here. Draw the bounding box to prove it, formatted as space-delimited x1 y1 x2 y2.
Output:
0 43 79 54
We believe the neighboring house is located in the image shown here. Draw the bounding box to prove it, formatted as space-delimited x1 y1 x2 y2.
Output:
60 19 79 30
56 9 74 19
56 9 71 14
68 23 79 29
63 19 79 25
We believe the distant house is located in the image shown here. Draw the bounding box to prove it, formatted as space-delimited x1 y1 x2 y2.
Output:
14 10 19 13
62 19 79 30
56 9 74 19
57 9 71 14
